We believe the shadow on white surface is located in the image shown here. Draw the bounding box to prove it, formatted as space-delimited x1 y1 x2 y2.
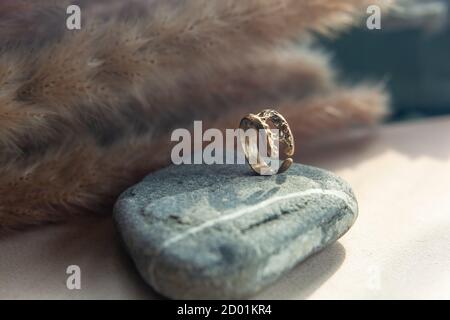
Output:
255 242 346 300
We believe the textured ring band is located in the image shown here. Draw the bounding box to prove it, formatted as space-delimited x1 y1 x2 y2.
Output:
239 109 295 175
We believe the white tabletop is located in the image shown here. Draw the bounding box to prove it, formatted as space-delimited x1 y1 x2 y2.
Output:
1 116 449 299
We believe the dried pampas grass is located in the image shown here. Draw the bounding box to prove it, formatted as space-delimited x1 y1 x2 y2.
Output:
0 0 393 228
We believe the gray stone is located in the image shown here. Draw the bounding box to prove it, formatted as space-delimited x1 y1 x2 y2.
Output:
113 163 358 299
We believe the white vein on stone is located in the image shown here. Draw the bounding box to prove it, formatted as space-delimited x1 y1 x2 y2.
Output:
148 188 357 289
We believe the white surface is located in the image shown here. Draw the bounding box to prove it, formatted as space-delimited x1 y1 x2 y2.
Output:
0 116 449 299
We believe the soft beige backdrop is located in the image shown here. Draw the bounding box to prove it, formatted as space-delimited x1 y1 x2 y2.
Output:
1 116 449 299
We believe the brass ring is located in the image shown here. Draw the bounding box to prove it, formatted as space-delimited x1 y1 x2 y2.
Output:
239 109 294 175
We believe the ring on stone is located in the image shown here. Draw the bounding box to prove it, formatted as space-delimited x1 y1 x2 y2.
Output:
239 109 295 175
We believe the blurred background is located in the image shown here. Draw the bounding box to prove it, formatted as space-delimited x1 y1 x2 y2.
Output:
321 0 450 122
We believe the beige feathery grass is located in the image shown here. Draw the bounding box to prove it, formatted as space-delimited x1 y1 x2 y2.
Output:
0 0 393 228
278 85 390 141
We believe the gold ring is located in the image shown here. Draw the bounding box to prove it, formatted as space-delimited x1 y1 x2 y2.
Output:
239 109 294 175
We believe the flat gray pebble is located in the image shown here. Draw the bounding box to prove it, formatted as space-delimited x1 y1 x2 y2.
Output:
114 163 358 299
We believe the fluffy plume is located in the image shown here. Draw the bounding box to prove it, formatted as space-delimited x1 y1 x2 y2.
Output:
0 0 393 228
0 134 173 228
278 85 390 142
